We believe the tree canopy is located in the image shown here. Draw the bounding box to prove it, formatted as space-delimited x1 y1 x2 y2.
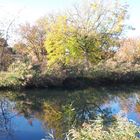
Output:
45 0 128 70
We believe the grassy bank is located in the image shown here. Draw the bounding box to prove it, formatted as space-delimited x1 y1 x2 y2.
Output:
1 67 140 90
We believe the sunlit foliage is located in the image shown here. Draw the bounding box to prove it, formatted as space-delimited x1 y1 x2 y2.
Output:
67 115 140 140
45 0 128 71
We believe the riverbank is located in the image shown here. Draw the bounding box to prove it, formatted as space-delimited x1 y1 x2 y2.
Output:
1 69 140 90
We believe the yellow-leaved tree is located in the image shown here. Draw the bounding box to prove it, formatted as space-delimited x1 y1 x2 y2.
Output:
45 0 128 71
45 16 81 68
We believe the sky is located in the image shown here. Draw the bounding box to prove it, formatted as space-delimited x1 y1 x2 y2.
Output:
126 0 140 37
0 0 140 38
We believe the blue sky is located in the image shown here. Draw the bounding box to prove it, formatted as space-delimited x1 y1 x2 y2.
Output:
0 0 140 38
126 0 140 37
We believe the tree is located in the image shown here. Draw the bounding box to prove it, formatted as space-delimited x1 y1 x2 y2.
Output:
0 36 14 71
15 17 48 70
0 14 18 71
114 38 140 64
67 0 128 70
45 0 128 71
45 16 81 68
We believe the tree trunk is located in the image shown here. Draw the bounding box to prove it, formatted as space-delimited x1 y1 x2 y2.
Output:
84 52 89 72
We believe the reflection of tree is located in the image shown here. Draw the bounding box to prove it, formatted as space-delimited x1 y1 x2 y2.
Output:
1 86 140 139
64 88 112 125
136 103 140 113
118 97 135 114
134 98 140 120
0 89 114 139
0 97 14 138
41 101 63 140
6 89 115 139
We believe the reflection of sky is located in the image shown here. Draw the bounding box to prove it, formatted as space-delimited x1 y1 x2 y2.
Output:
0 0 139 37
100 101 120 115
0 97 53 140
1 89 140 140
0 115 46 140
12 116 45 140
101 94 140 125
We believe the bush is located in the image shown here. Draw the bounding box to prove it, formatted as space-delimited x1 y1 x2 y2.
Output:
67 115 140 140
0 61 34 89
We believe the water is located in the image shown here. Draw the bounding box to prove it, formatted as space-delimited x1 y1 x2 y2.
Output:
0 85 140 140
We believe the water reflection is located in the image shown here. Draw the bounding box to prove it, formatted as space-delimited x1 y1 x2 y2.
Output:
0 97 14 138
0 86 140 139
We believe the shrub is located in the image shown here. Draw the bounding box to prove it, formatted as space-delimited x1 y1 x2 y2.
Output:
67 115 140 140
0 61 34 89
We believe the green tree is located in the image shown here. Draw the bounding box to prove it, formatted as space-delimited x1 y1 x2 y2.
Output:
45 16 81 68
45 0 128 71
67 0 128 70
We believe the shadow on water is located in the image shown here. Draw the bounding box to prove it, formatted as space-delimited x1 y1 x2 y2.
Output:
1 85 140 139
